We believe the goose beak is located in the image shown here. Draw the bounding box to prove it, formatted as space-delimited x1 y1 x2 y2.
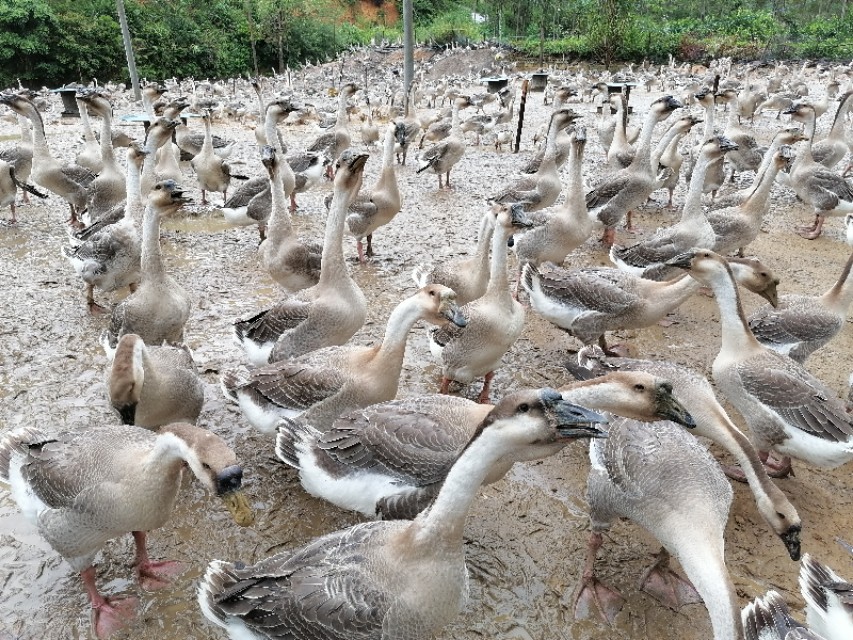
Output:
655 383 695 428
718 136 739 152
665 251 695 270
117 403 137 425
216 465 254 526
346 151 369 173
662 95 682 111
261 145 276 167
574 126 587 143
540 389 608 439
758 280 779 308
441 301 467 327
781 526 801 561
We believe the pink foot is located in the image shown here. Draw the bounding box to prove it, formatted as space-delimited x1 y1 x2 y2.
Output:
92 595 138 639
573 575 625 625
136 559 186 591
638 548 702 610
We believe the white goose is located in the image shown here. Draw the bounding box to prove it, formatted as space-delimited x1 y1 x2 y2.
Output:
199 389 605 640
667 249 853 477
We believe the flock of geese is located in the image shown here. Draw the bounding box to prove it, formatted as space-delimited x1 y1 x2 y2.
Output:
1 47 853 640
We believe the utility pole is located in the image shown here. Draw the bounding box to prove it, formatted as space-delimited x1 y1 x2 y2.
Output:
115 0 141 100
403 0 414 94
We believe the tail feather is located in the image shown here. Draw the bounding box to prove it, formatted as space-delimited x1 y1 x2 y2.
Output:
411 263 434 288
10 167 47 199
197 559 236 631
0 427 49 482
274 416 317 468
520 262 539 295
741 590 806 640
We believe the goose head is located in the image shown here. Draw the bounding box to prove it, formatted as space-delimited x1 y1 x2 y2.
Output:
149 179 192 214
563 371 695 427
108 334 146 425
782 101 815 124
693 91 715 108
76 90 113 119
666 250 779 306
494 202 534 231
128 141 148 168
700 135 739 160
267 96 300 121
466 388 607 460
333 149 369 201
261 144 278 176
0 92 36 118
672 114 703 133
144 117 179 151
416 285 467 327
571 125 587 147
775 126 808 145
163 97 190 118
552 107 582 132
159 423 254 526
650 95 682 119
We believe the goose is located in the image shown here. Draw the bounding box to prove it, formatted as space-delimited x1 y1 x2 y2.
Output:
174 118 233 160
257 145 322 292
810 91 853 170
224 285 466 434
233 150 369 366
742 590 824 640
717 89 764 183
491 108 576 212
411 208 496 306
276 371 693 520
191 111 248 205
198 388 605 640
394 99 422 166
606 93 637 169
574 416 743 639
0 422 252 640
586 95 683 246
77 91 127 222
523 255 778 355
104 180 192 348
430 203 531 403
138 117 181 199
782 102 853 239
667 249 853 477
0 113 34 208
0 93 96 225
747 248 853 363
652 114 703 208
285 148 330 211
521 99 582 174
511 127 590 280
360 106 379 147
685 91 727 202
307 82 358 169
346 123 402 262
62 143 147 314
610 135 740 280
799 553 853 639
416 95 470 190
104 333 203 428
566 347 802 558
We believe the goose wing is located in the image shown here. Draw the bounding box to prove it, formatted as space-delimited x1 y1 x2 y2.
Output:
318 396 476 485
737 357 853 442
209 522 394 639
238 352 349 412
536 267 639 315
234 299 313 345
748 299 843 346
585 174 631 210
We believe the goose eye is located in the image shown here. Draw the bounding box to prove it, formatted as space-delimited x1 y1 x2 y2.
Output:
634 384 645 391
428 290 435 297
518 403 529 413
202 462 211 471
776 512 786 520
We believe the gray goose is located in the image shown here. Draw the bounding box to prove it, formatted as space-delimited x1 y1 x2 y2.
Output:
0 112 34 211
416 95 470 190
0 422 252 640
275 371 692 519
199 389 605 640
667 249 853 478
747 248 853 364
0 93 95 225
741 590 824 640
104 180 192 348
575 415 743 640
78 91 126 221
232 151 368 366
307 82 358 170
586 95 683 246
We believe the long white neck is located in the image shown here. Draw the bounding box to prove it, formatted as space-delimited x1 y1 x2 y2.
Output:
335 90 349 130
706 266 762 357
797 111 817 168
641 275 702 315
741 155 784 213
652 121 685 168
375 126 397 191
752 133 787 183
374 297 428 371
22 102 47 155
318 180 353 287
18 115 32 147
539 115 561 174
450 100 463 138
485 219 512 302
670 537 743 640
201 116 214 154
266 160 293 243
79 100 97 144
827 93 853 139
411 422 516 545
140 201 165 280
264 109 283 154
702 100 715 140
253 85 268 145
140 127 172 198
125 154 144 226
630 105 662 174
822 249 853 312
681 148 718 224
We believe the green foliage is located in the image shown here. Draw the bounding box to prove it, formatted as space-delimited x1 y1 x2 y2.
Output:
415 6 485 46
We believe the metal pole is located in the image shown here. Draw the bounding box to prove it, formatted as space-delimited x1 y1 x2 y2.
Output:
514 79 529 153
115 0 140 100
403 0 414 94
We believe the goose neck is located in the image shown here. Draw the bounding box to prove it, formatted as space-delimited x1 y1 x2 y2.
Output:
201 117 214 153
629 106 660 171
23 103 47 153
706 266 762 356
264 111 282 154
374 296 427 368
125 158 144 225
828 93 853 138
742 156 782 211
702 101 715 138
485 220 512 301
335 91 349 130
645 275 701 312
140 202 165 279
411 423 515 546
824 249 853 310
98 105 117 169
682 149 716 221
318 185 352 286
79 101 97 143
652 123 681 168
266 163 293 242
752 134 784 183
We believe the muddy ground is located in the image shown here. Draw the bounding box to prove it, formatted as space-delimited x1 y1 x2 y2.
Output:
0 61 851 639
